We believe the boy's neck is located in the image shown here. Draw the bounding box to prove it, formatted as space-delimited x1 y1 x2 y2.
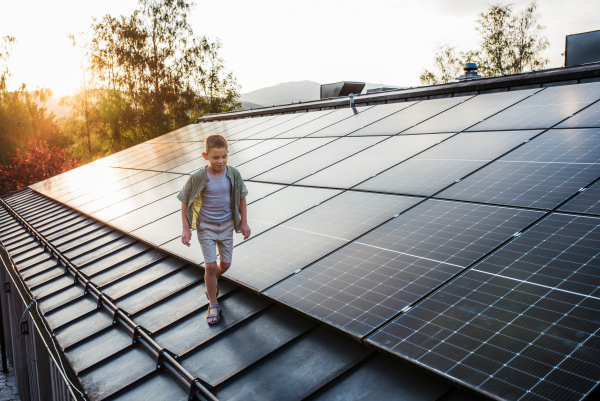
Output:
207 164 226 178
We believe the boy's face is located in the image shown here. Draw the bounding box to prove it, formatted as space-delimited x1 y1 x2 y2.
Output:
202 147 229 171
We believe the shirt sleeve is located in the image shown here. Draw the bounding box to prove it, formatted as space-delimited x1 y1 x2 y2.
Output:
177 175 194 205
241 178 248 199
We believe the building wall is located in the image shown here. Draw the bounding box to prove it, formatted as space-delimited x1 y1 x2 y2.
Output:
0 246 75 401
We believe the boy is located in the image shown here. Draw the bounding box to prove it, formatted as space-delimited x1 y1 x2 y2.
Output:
178 134 251 324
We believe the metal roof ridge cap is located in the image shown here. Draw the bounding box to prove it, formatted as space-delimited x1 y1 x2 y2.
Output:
198 64 600 121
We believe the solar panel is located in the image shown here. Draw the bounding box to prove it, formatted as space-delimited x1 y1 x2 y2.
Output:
110 196 180 233
213 116 277 138
243 181 284 204
559 180 600 215
91 175 188 222
249 110 336 139
34 165 107 197
267 200 542 337
439 128 600 209
468 83 600 131
296 134 452 189
57 169 145 204
356 130 541 196
78 172 182 214
236 138 335 179
307 103 417 137
165 139 277 174
226 114 304 141
367 213 600 401
253 136 385 184
349 97 468 136
280 108 372 138
36 170 117 202
160 185 339 263
99 144 178 168
404 89 540 134
132 142 202 170
557 100 600 128
228 191 421 291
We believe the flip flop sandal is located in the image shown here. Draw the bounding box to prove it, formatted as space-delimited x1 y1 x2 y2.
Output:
205 277 219 301
206 304 221 325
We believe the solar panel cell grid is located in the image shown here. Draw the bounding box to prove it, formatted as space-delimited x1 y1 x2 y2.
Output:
90 175 188 222
356 130 540 196
307 103 415 137
214 116 277 138
250 110 335 139
77 172 181 214
229 191 421 291
132 142 202 170
226 114 303 141
404 89 540 134
367 213 600 401
559 180 600 215
281 108 372 138
296 134 452 189
267 200 543 338
439 128 600 209
253 136 385 184
349 97 467 136
557 100 600 128
236 137 335 179
468 82 600 131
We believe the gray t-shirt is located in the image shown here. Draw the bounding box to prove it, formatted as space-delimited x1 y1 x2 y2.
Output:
199 167 232 223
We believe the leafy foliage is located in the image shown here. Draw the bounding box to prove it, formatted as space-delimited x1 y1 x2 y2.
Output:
420 2 550 85
0 140 81 194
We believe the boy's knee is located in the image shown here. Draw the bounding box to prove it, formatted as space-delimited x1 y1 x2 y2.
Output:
205 262 218 275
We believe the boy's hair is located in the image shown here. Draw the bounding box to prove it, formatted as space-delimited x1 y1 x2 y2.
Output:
204 134 228 154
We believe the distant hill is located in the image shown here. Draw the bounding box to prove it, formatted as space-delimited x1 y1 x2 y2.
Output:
240 101 265 110
240 80 405 109
240 80 321 107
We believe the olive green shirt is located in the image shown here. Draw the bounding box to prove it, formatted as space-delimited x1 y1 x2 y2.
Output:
177 166 248 232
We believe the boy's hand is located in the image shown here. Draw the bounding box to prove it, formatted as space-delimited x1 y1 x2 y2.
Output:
241 222 251 240
181 228 192 247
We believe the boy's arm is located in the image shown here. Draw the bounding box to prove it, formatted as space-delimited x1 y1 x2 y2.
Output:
239 197 251 240
181 203 192 247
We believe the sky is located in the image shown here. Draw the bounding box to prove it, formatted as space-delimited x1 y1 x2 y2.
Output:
2 0 599 97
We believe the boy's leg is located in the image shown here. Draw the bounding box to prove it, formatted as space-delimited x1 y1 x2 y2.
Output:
198 220 220 323
215 218 234 277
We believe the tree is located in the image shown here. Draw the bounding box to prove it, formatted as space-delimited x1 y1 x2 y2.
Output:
0 140 81 194
0 36 16 92
419 44 463 85
81 0 241 152
420 1 550 85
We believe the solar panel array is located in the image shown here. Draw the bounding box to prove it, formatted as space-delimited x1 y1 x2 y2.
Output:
28 81 600 401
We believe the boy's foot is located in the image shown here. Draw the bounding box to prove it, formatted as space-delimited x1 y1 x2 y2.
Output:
206 305 221 324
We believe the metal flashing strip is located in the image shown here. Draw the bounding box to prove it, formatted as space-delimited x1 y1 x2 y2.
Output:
0 196 219 401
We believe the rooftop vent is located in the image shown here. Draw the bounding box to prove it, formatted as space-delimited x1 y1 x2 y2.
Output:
565 30 600 67
456 63 483 81
320 81 365 99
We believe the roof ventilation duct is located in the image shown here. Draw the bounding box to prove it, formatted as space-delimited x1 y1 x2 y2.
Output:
456 63 483 81
320 81 365 99
565 30 600 67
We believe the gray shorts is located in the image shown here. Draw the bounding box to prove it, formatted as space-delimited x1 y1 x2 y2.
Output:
197 218 234 264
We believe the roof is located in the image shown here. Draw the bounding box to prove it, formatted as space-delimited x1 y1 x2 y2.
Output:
2 64 600 401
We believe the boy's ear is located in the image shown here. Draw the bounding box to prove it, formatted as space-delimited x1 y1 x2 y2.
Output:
202 152 208 160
